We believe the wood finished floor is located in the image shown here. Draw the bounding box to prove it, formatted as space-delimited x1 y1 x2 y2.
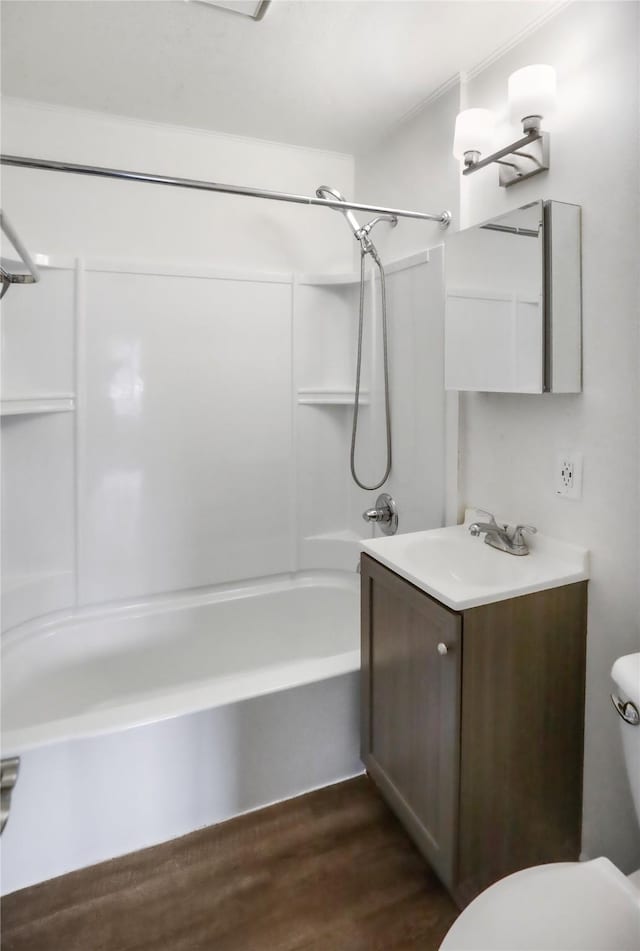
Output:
1 776 458 951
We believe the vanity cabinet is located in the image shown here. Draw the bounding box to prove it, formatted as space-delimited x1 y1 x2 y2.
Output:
360 553 588 908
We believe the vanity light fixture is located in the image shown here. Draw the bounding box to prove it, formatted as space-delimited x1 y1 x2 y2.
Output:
452 109 496 168
453 64 556 187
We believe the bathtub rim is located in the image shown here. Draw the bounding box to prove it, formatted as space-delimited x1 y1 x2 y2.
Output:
1 570 360 758
1 569 358 645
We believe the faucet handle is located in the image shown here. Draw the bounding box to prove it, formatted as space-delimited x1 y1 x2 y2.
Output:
361 493 398 536
468 509 499 537
512 524 537 546
475 508 498 524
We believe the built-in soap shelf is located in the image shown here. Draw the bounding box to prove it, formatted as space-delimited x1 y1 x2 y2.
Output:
303 529 362 543
297 272 361 286
299 529 363 573
297 250 430 286
296 388 369 406
1 395 76 416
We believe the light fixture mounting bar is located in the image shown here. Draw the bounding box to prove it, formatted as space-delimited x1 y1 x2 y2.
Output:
463 130 550 188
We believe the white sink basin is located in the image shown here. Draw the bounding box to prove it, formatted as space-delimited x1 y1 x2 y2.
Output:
361 516 589 610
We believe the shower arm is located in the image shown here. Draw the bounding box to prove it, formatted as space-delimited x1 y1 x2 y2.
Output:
0 154 452 227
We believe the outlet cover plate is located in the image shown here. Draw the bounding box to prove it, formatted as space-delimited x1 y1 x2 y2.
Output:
556 451 583 499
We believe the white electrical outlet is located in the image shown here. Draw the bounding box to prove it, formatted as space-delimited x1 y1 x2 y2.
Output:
556 452 583 499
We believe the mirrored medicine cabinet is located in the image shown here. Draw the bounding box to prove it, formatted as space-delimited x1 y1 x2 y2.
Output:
445 200 582 394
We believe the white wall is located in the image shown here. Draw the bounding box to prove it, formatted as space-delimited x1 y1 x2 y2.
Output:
356 84 461 261
356 1 640 873
461 0 640 873
1 98 354 272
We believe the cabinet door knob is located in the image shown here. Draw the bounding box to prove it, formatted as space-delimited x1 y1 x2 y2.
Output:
437 642 448 656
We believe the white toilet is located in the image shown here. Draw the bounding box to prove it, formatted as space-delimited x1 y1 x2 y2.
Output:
440 652 640 951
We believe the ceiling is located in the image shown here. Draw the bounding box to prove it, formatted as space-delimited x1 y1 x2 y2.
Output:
1 0 564 153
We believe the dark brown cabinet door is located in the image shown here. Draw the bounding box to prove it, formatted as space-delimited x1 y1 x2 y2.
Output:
361 555 461 888
456 583 587 904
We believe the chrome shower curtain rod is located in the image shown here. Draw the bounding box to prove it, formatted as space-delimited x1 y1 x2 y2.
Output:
1 154 452 226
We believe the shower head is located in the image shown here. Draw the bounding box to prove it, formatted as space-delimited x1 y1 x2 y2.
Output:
315 185 363 238
315 185 398 255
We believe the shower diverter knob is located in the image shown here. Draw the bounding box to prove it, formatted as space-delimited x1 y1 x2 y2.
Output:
361 493 398 536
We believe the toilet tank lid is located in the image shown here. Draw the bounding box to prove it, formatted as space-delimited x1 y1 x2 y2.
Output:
611 653 640 706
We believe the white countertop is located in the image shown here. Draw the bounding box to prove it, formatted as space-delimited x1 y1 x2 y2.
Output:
361 515 589 611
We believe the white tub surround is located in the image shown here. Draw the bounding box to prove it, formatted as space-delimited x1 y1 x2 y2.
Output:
1 248 444 631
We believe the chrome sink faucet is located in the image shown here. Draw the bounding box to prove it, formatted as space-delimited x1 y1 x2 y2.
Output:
468 510 537 556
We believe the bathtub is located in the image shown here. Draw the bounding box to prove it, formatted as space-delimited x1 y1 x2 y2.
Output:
1 571 363 894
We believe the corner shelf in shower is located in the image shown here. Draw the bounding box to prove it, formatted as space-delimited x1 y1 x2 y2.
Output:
296 388 369 405
297 272 361 286
1 395 76 416
303 529 363 544
299 529 364 573
297 250 430 286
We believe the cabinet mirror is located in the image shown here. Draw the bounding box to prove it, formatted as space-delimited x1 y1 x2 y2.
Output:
445 200 581 394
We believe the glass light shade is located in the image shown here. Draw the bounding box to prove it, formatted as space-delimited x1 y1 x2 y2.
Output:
508 64 556 122
452 109 496 160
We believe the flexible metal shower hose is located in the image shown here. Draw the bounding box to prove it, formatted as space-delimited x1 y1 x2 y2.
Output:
350 246 392 490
